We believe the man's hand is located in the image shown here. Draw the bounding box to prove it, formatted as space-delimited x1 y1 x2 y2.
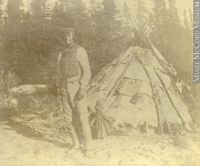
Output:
77 87 86 101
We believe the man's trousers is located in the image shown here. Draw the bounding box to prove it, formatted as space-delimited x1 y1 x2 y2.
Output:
59 81 92 147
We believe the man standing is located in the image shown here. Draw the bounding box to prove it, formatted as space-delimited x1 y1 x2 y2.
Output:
56 28 92 151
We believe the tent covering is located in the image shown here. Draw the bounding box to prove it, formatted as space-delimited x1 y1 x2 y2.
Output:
87 47 192 133
8 46 193 135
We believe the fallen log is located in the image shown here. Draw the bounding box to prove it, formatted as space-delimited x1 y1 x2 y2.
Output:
9 84 48 96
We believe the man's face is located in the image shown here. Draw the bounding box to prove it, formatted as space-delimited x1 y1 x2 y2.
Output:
65 32 73 45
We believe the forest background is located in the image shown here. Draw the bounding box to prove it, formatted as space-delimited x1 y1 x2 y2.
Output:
0 0 194 94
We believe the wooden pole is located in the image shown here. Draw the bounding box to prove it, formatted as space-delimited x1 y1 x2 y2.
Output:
136 56 164 134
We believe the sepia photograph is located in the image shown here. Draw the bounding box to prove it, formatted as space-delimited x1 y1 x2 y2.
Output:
0 0 199 166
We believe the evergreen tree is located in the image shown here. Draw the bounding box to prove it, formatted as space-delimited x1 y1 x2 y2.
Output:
20 0 56 83
165 0 192 79
0 0 3 25
3 0 24 74
166 0 181 35
31 0 47 17
150 0 192 81
0 0 4 70
6 0 23 34
6 0 22 18
135 0 149 33
102 0 127 56
150 0 168 54
91 0 128 73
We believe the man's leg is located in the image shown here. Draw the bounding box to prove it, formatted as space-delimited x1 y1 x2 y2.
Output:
75 97 92 149
67 82 92 149
59 87 79 147
65 82 83 146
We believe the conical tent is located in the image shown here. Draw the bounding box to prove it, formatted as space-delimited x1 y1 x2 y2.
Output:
8 46 193 135
86 46 192 134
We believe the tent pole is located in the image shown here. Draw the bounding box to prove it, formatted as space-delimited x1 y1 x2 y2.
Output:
105 50 135 100
136 56 163 134
154 68 188 130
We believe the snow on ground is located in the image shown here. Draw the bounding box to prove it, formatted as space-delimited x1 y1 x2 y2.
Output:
0 122 200 166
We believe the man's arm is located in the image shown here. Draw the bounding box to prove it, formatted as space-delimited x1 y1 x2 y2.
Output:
76 47 91 89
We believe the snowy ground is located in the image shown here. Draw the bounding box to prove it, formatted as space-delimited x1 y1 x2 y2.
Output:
0 120 200 166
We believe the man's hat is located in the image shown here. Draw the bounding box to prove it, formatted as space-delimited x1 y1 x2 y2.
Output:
63 27 75 34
